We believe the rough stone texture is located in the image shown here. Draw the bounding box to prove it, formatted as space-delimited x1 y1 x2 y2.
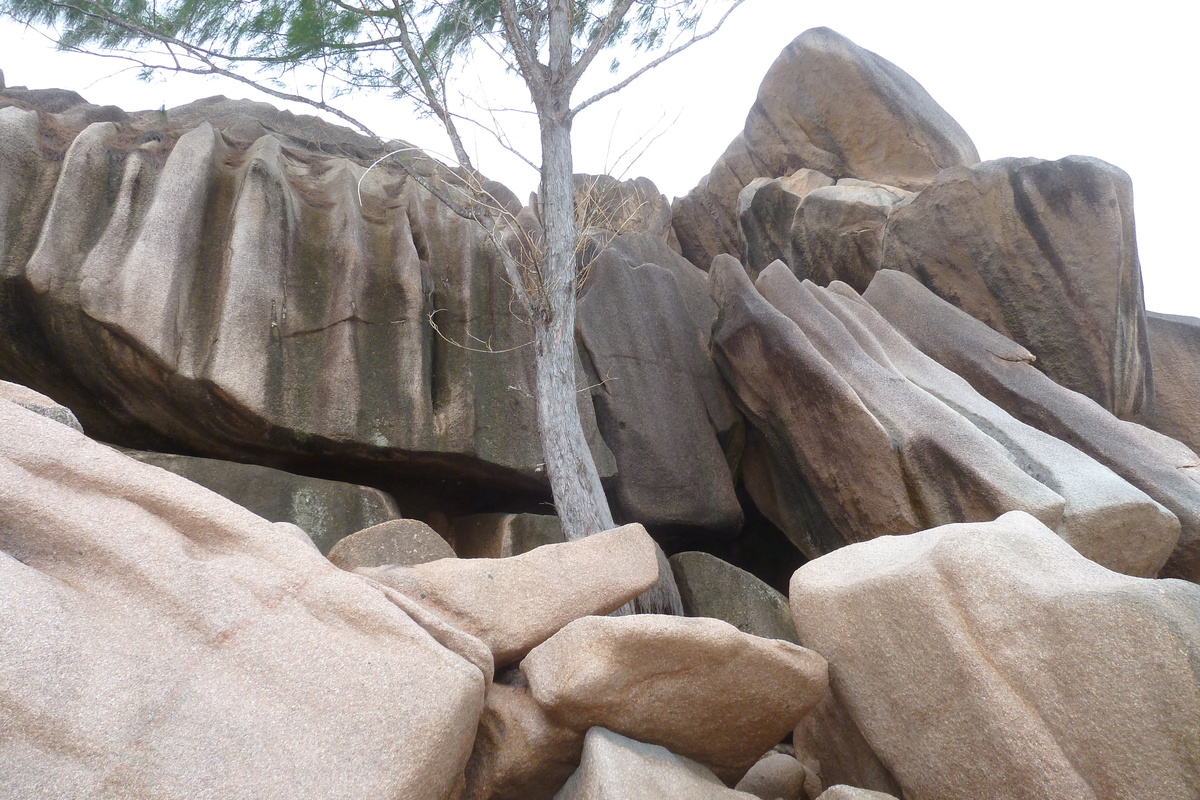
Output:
673 26 978 270
463 682 584 800
865 268 1200 581
0 100 613 505
879 156 1151 417
789 181 911 292
577 248 741 532
574 174 674 243
734 751 814 800
815 788 898 800
737 170 835 277
0 378 83 431
364 523 660 667
1136 312 1200 454
790 510 1200 800
451 512 566 558
327 518 454 569
712 254 1170 571
125 450 401 554
670 551 799 643
554 727 759 800
522 612 829 783
804 277 1179 578
710 252 920 556
0 398 488 800
792 692 902 799
756 263 1067 534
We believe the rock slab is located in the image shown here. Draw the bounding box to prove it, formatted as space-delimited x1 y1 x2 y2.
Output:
0 399 487 800
790 510 1200 800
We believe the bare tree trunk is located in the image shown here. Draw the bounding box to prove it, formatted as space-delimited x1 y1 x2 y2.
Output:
535 109 615 540
534 99 682 615
525 0 681 615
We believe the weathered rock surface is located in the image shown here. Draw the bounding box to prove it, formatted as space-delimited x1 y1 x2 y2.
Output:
522 612 828 783
815 787 898 800
711 255 1175 575
327 517 454 569
788 180 911 292
737 170 834 277
577 249 741 532
464 682 584 800
792 692 902 799
804 276 1179 578
574 174 674 243
790 510 1200 800
756 262 1067 533
364 523 660 666
879 156 1151 417
734 751 814 800
0 398 488 800
554 727 758 800
710 253 919 555
670 550 799 642
0 99 613 509
451 511 566 558
1136 311 1200 454
125 450 401 554
865 268 1200 580
0 378 83 431
673 26 978 269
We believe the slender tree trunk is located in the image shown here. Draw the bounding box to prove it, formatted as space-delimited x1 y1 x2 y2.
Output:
530 0 682 614
534 108 614 541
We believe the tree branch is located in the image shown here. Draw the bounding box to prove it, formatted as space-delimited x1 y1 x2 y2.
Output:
571 0 748 119
564 0 637 90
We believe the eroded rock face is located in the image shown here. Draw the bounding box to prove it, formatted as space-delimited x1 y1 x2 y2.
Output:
734 751 814 800
788 180 911 292
450 512 566 558
737 170 835 277
577 249 742 533
0 100 613 507
125 450 402 554
711 255 1179 578
1136 312 1200 454
673 26 978 269
522 613 829 783
555 727 759 800
801 276 1178 579
879 156 1151 417
864 269 1200 581
0 398 488 800
0 378 83 431
670 550 799 643
790 511 1200 800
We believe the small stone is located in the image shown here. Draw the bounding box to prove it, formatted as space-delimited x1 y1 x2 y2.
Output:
327 518 454 570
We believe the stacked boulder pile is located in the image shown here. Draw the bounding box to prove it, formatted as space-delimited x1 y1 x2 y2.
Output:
2 26 1198 799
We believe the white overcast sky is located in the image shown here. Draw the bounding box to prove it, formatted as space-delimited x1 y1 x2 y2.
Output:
1 1 1196 316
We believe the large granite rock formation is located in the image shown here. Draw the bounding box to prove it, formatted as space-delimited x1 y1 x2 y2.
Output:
124 450 402 553
673 26 979 270
791 511 1200 800
3 20 1198 799
864 269 1200 581
0 98 613 513
0 398 489 800
710 255 1178 577
878 156 1152 417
